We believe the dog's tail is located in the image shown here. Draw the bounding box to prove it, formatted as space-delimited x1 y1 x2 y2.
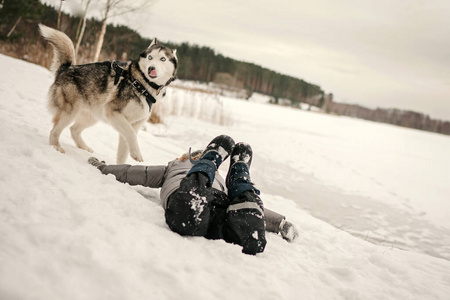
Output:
39 24 76 73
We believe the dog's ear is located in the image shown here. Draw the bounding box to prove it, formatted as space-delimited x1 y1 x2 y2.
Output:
148 38 157 48
173 49 178 60
141 38 158 57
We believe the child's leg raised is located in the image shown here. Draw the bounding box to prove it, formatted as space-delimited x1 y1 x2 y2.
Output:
223 143 266 255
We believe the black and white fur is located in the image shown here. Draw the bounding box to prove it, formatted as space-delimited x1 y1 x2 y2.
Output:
39 24 178 163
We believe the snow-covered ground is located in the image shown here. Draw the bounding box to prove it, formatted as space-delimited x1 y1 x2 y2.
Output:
1 54 449 299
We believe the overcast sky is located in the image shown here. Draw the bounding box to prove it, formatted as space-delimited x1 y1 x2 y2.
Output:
48 0 449 120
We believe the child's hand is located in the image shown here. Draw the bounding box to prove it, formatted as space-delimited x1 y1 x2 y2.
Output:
280 220 299 242
88 157 106 169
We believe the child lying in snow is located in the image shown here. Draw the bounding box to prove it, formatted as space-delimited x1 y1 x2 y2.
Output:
88 135 298 254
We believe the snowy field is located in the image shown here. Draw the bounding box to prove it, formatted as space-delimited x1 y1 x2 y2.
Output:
1 54 449 299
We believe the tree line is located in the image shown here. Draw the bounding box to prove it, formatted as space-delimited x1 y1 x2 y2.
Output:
323 101 450 135
0 0 449 135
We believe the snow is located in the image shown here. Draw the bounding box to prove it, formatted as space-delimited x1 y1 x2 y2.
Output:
216 146 229 161
232 153 251 164
1 54 449 299
248 92 272 104
188 190 207 222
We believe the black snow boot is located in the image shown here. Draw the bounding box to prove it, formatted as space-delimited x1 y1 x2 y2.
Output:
226 142 260 200
224 142 266 254
187 135 235 186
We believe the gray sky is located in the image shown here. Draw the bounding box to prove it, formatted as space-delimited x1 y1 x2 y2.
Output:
49 0 450 120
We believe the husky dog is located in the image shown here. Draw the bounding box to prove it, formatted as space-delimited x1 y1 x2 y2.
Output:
39 24 177 163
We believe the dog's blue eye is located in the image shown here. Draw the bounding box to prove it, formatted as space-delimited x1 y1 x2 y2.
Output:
148 55 153 60
161 57 166 62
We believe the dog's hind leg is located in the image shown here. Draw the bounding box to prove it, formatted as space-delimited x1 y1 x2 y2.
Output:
109 113 144 163
70 110 98 153
50 110 78 153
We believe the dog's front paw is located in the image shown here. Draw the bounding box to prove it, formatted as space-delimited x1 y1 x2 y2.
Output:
82 146 94 153
130 151 144 162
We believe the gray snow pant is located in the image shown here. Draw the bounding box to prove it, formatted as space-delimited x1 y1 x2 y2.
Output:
165 172 267 255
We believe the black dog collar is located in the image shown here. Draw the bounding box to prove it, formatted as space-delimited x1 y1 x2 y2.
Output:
112 61 156 110
111 61 176 110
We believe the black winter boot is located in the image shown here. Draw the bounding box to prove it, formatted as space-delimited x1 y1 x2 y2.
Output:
226 142 260 200
187 135 235 186
224 143 266 254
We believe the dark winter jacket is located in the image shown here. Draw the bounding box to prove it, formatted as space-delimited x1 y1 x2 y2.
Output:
100 159 285 233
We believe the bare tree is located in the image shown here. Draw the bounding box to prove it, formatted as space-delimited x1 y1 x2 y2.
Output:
56 0 64 30
6 0 39 38
92 0 153 62
75 0 92 57
6 16 22 38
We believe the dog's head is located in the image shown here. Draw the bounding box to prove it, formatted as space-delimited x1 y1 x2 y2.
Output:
138 39 178 86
